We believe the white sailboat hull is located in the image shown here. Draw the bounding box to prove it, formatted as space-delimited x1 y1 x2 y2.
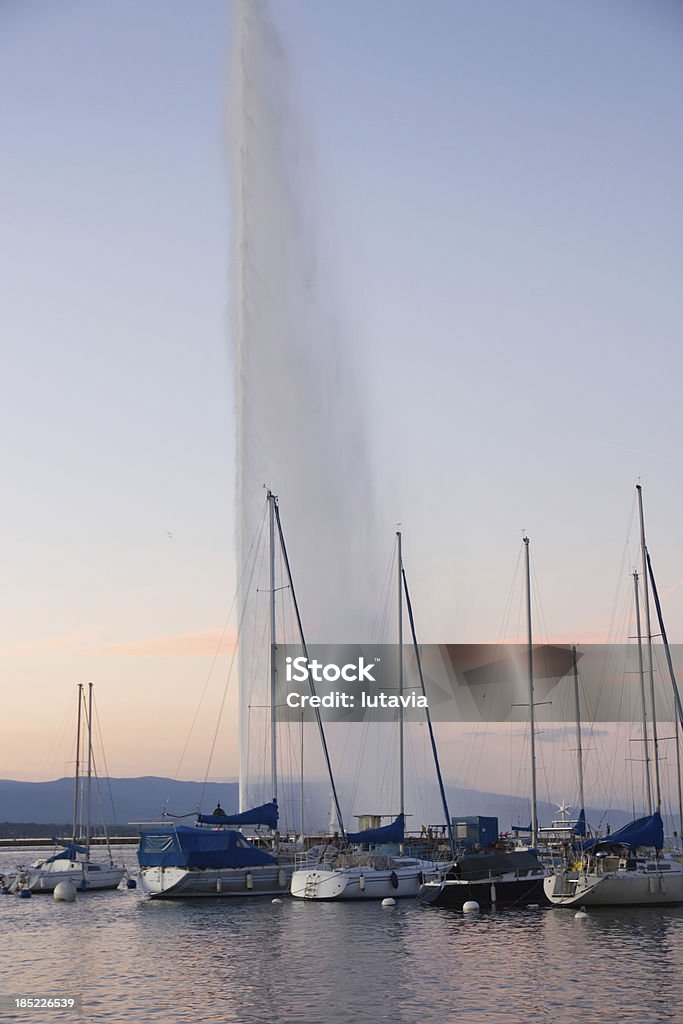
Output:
544 866 683 907
138 863 293 899
13 859 125 893
290 862 436 901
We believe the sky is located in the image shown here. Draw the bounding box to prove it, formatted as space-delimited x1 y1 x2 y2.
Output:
1 1 682 820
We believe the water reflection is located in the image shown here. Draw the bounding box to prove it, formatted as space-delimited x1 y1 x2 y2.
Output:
2 849 683 1024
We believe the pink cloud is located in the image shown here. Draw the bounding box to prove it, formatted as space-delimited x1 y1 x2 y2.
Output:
0 630 98 656
0 628 237 659
92 628 237 658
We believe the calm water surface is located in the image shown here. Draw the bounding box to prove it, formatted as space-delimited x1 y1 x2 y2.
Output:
2 846 683 1024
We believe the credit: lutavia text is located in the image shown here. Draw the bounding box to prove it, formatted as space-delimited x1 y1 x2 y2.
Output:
284 657 428 709
285 691 428 709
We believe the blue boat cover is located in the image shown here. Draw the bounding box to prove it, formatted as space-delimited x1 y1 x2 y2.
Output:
347 813 405 845
137 825 278 869
196 801 278 830
46 839 87 862
584 812 663 852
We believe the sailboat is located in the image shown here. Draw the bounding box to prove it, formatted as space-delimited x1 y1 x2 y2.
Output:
290 531 448 901
418 536 548 909
137 490 335 899
544 485 683 907
11 684 126 894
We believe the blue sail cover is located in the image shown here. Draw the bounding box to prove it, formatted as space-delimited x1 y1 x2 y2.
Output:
196 801 278 830
347 813 405 845
46 839 87 862
137 825 278 869
584 812 664 852
573 809 586 837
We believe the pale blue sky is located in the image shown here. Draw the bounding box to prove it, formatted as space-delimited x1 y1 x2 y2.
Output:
1 1 682 799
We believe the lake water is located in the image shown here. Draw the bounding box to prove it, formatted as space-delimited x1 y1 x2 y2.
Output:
2 846 683 1024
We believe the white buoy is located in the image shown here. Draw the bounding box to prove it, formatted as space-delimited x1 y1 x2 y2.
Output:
462 900 480 913
54 881 77 903
272 898 283 904
574 907 588 920
381 897 396 907
527 903 540 909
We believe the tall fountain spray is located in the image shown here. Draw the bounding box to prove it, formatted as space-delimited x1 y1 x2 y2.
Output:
229 1 376 810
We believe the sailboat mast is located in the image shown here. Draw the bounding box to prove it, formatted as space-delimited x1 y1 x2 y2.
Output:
300 710 305 838
677 725 683 845
633 570 653 815
268 490 277 808
402 564 455 858
72 683 83 842
273 501 346 836
571 645 585 814
646 550 683 839
524 537 538 847
85 682 93 860
397 530 404 825
637 484 661 812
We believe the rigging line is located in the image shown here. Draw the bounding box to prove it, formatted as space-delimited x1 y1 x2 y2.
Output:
402 564 455 857
347 537 397 818
275 585 307 833
275 533 299 834
348 537 396 810
245 702 252 810
360 544 397 798
648 549 683 731
500 544 524 642
573 659 591 800
246 533 269 778
513 560 529 812
286 556 307 833
527 551 565 811
199 507 268 807
205 593 266 806
464 544 524 812
38 703 72 784
367 542 397 810
369 539 396 644
254 602 272 802
89 752 114 861
594 647 628 812
468 562 527 800
81 709 115 863
590 588 627 731
376 538 396 645
530 557 551 649
92 696 118 828
529 561 572 808
173 499 268 783
274 499 346 837
403 704 428 829
598 495 637 710
245 594 271 805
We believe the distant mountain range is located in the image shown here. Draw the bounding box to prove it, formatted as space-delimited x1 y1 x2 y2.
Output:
0 775 637 834
0 777 239 829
